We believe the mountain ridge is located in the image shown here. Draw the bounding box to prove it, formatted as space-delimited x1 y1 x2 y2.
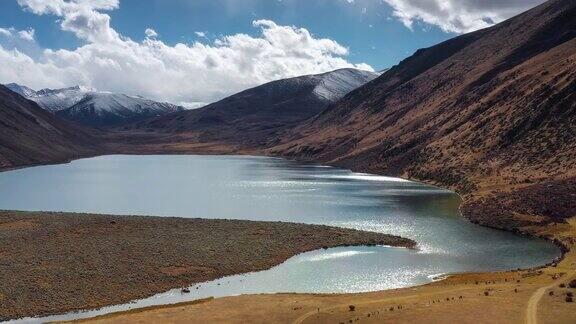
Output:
266 0 576 230
5 83 93 113
124 68 378 146
3 83 185 126
57 92 184 127
0 85 102 170
1 0 574 235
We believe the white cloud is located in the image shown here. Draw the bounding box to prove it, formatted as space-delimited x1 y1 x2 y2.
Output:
0 28 12 37
144 28 158 38
17 28 35 41
0 47 78 90
0 26 35 41
1 0 372 105
381 0 546 33
195 31 207 38
17 0 121 43
179 101 210 109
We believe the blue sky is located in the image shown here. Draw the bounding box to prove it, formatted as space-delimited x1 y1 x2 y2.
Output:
103 0 459 70
0 0 544 105
0 0 455 70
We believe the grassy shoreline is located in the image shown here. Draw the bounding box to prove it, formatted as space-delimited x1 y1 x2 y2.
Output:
0 210 414 321
1 155 572 323
69 219 576 324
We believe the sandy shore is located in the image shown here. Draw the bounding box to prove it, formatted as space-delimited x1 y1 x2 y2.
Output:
67 219 576 324
0 210 414 321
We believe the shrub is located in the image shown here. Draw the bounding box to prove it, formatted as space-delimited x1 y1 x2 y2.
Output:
549 291 554 296
349 305 356 312
569 279 576 289
559 283 566 288
567 292 574 298
484 291 489 296
566 296 574 303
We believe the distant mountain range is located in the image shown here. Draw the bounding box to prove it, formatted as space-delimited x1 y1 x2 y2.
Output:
0 85 101 169
130 68 379 146
4 83 184 126
5 84 93 113
0 0 574 235
118 0 576 232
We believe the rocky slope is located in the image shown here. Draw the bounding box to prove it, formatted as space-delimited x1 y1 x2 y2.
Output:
267 0 576 230
125 68 378 147
0 85 101 170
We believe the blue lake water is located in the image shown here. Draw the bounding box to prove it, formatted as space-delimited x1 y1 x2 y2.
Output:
0 155 561 322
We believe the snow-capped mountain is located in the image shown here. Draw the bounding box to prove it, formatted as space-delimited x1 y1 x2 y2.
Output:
253 68 379 104
0 84 100 169
5 83 38 98
4 83 184 126
56 92 185 127
5 83 92 112
33 86 93 113
311 68 379 102
133 68 378 145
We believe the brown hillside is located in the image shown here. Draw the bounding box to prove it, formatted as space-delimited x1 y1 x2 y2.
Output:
117 69 377 148
0 85 102 170
268 0 576 230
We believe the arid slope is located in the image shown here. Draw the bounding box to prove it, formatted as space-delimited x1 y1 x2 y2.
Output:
117 68 377 148
0 85 102 170
268 0 576 231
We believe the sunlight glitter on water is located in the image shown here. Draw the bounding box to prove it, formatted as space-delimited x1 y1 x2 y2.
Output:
296 250 377 262
326 173 413 182
0 155 561 323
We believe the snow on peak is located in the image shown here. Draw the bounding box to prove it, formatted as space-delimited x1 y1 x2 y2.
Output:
312 68 379 102
4 83 92 112
2 83 183 119
5 83 37 98
249 68 379 102
35 85 94 97
68 92 183 115
57 92 185 126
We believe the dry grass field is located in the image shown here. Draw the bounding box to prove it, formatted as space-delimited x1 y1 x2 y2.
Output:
0 210 413 321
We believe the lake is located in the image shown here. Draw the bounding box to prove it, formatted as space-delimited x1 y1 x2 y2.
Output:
0 155 561 322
